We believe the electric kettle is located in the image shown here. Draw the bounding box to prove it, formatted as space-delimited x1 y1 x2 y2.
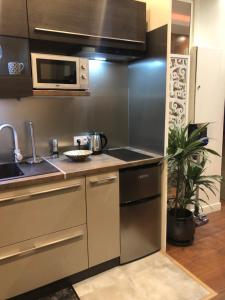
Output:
89 132 108 154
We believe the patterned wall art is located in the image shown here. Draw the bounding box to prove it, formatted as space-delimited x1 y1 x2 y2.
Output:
169 55 190 128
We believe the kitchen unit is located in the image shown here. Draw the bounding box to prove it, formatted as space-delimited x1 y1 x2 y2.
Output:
0 0 168 298
0 0 146 98
0 177 88 299
0 151 162 299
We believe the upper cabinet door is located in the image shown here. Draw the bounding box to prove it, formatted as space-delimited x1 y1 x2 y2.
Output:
0 36 32 98
27 0 146 49
100 0 146 43
0 0 28 38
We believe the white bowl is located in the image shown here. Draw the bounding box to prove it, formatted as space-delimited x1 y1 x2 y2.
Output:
63 150 92 162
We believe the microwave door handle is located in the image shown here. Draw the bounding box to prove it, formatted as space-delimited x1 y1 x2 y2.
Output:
74 69 78 85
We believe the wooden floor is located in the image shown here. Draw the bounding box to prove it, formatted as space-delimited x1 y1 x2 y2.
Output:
167 201 225 300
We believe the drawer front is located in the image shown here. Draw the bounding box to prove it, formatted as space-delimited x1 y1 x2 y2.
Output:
86 171 120 267
0 225 88 299
0 178 86 248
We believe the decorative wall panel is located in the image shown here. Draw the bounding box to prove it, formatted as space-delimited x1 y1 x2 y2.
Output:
169 55 189 128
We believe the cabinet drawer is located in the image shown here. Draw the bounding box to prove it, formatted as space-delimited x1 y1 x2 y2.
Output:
0 178 86 248
0 225 88 299
86 171 120 267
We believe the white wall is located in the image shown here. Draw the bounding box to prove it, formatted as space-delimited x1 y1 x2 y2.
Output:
193 0 225 50
192 0 225 212
137 0 171 31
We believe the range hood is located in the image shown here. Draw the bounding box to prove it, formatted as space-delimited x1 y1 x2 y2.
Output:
30 39 146 62
76 46 145 62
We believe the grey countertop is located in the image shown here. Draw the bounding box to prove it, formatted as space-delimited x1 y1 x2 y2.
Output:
46 147 162 178
0 147 163 190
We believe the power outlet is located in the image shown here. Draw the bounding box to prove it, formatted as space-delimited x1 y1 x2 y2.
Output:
74 136 89 146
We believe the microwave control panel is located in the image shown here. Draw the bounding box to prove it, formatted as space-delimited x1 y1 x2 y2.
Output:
79 58 89 90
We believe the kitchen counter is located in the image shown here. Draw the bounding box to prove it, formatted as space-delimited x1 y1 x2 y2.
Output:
47 149 162 179
0 148 163 299
0 148 163 190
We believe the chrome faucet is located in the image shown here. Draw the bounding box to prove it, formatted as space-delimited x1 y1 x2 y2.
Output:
0 124 23 162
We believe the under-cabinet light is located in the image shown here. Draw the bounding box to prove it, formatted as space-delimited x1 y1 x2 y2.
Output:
93 57 107 61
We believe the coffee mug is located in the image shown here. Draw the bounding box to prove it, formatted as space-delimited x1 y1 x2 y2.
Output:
8 62 24 75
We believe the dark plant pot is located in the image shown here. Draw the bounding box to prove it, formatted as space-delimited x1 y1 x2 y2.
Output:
167 208 195 246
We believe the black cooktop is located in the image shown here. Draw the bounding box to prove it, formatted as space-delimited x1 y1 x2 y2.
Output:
105 148 153 162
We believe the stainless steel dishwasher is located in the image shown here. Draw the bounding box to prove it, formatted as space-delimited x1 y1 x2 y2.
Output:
120 163 161 264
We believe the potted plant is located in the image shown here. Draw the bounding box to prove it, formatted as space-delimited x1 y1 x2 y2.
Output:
166 123 222 246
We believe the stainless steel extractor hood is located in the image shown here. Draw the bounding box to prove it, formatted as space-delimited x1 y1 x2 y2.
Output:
76 46 144 62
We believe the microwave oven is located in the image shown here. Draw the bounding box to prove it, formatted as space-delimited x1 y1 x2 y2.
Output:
31 53 89 90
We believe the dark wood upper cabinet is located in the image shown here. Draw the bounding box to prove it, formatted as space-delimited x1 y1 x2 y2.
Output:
0 37 32 98
27 0 146 50
0 0 29 38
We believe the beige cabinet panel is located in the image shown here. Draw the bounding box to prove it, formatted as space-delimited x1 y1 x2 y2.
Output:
0 225 88 299
86 171 120 267
189 47 223 124
0 177 86 247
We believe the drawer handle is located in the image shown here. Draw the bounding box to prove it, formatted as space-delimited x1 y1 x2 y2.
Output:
0 183 82 204
34 27 145 44
0 229 84 262
89 176 117 184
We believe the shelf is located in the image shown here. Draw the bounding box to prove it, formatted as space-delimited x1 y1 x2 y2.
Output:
32 90 90 97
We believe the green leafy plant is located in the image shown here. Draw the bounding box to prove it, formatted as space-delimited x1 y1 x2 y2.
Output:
166 123 222 213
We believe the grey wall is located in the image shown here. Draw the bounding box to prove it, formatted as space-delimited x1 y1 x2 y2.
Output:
0 61 128 161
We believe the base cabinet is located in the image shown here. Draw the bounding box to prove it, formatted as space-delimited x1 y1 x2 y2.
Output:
86 171 120 267
0 171 120 298
0 177 86 248
0 225 88 299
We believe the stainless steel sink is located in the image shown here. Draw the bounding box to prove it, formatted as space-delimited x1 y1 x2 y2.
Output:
0 163 24 181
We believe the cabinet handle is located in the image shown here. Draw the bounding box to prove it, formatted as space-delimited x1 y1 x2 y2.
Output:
0 183 82 204
89 176 117 184
34 27 145 44
0 229 84 262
